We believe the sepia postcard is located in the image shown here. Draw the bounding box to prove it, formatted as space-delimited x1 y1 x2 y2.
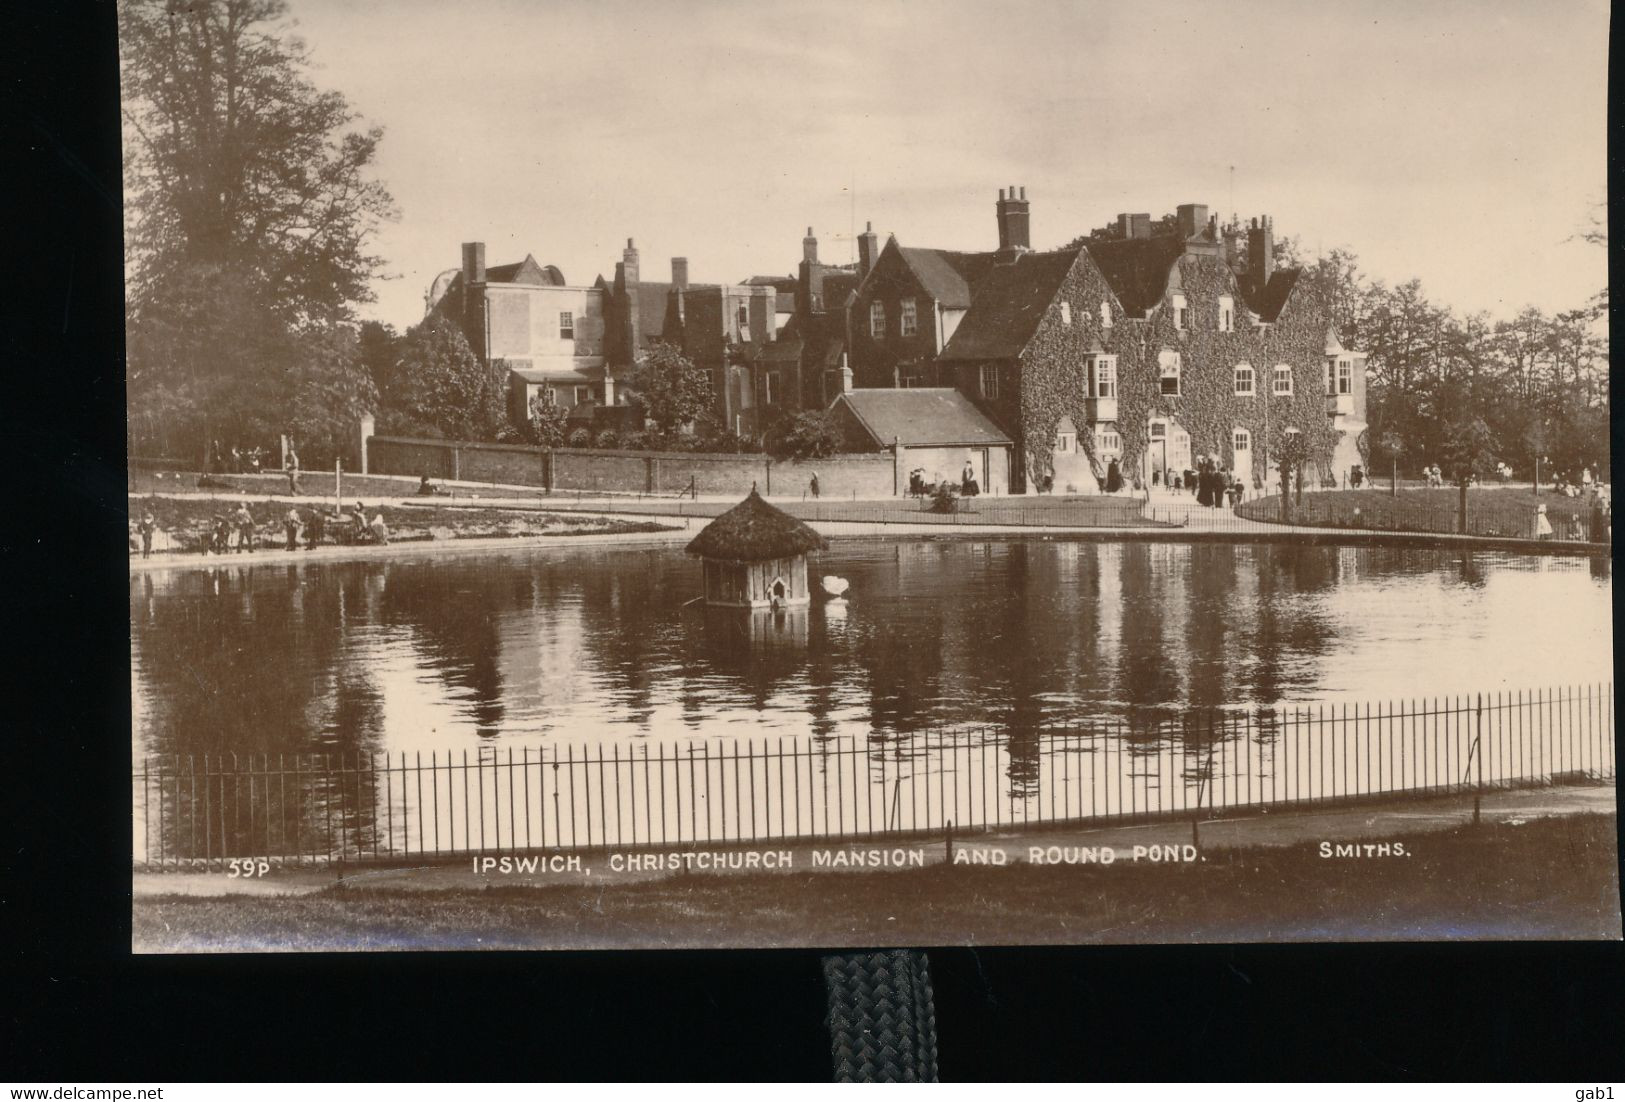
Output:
124 0 1617 952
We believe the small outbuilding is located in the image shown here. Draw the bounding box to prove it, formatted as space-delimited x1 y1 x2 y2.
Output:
687 489 829 608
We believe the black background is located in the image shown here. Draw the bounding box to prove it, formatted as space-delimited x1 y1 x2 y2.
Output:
5 0 1622 1082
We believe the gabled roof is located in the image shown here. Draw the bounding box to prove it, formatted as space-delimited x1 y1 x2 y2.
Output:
1239 269 1300 323
833 388 1011 448
485 254 567 286
895 246 997 309
938 248 1082 362
1082 236 1186 316
686 490 828 562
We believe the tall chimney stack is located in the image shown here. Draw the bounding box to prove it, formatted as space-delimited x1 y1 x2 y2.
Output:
803 226 819 266
461 242 486 285
996 186 1031 252
1247 215 1274 285
622 238 640 283
671 257 689 291
857 221 878 281
1176 203 1209 240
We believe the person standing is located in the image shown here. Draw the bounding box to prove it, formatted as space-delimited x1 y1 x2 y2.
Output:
286 446 300 496
138 510 157 558
809 472 820 499
306 508 325 550
283 507 301 551
232 504 256 552
962 461 975 497
1105 458 1122 494
369 510 390 546
1533 504 1553 540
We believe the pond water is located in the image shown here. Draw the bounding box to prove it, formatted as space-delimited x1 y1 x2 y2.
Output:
130 540 1611 759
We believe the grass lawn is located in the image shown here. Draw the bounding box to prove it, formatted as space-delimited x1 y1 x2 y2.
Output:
126 467 544 501
1237 486 1605 541
132 812 1620 951
127 494 676 555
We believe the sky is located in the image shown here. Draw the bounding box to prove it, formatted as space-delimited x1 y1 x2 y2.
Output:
286 0 1610 331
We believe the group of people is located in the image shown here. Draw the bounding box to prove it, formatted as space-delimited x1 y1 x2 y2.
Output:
903 461 981 498
131 501 393 557
207 439 304 495
1152 458 1244 508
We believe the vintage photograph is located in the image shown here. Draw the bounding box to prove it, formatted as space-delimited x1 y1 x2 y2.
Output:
124 0 1616 952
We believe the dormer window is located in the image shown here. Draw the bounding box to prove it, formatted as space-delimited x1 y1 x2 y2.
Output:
1158 349 1181 396
1218 295 1234 333
1100 302 1112 329
1059 301 1072 327
869 301 886 338
1171 294 1187 331
900 297 918 337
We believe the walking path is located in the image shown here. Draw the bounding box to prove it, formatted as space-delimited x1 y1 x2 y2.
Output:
131 782 1615 897
127 483 1605 573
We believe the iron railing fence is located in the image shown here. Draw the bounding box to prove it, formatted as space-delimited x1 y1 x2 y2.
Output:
134 684 1614 870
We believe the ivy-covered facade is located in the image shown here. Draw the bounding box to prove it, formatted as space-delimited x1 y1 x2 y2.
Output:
928 201 1368 493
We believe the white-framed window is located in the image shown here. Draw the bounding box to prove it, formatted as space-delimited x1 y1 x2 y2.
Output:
1233 363 1255 396
1150 421 1167 440
1325 358 1337 396
1095 355 1117 399
1337 358 1353 395
1158 349 1181 396
558 311 574 339
900 297 918 337
869 301 886 338
1100 301 1112 329
1218 295 1234 333
1273 364 1293 395
1059 301 1072 327
574 385 592 406
1097 428 1122 453
1054 432 1075 454
1233 429 1251 454
1171 293 1187 330
979 363 1000 399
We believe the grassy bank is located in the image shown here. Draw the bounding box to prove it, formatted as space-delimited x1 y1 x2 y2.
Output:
127 468 545 501
128 494 675 555
1237 486 1603 541
133 812 1620 951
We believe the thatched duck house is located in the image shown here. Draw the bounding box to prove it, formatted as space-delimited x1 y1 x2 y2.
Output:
686 489 829 608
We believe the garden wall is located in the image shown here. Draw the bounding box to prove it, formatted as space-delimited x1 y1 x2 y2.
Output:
367 435 898 498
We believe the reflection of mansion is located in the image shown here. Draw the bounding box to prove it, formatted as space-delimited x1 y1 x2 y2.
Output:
428 186 1366 493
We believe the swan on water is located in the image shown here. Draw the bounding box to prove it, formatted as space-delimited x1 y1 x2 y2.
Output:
821 575 849 599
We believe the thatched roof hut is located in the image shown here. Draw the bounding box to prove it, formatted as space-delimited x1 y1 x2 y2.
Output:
685 490 828 563
687 490 827 608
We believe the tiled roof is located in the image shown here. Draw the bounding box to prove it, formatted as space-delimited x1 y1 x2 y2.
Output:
938 248 1082 362
834 388 1011 448
1240 269 1300 322
754 338 804 364
484 255 567 286
1083 236 1186 316
895 247 997 308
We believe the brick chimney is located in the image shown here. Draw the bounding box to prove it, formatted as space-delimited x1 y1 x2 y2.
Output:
1222 220 1242 270
799 228 825 314
1176 204 1209 240
803 226 819 266
613 238 641 365
671 256 689 291
461 242 486 284
1117 213 1151 240
1247 216 1274 285
857 221 878 281
839 352 853 395
996 186 1031 252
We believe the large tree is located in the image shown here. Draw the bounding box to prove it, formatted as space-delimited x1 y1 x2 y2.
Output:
629 341 714 435
120 0 396 325
388 316 507 441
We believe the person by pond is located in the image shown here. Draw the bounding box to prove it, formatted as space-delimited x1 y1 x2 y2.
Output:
305 508 326 550
1351 464 1363 489
285 448 300 495
283 508 301 551
369 511 390 545
232 504 256 552
1226 478 1243 508
1105 458 1122 494
1196 461 1216 508
809 472 820 499
350 502 369 543
137 510 157 558
1533 503 1553 540
417 474 440 496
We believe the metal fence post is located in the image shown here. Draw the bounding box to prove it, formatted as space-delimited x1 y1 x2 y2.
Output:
1474 693 1484 824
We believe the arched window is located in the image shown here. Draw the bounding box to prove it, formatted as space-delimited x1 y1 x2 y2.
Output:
1233 363 1255 396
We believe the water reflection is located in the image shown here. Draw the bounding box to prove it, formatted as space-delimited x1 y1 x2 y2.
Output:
131 542 1612 757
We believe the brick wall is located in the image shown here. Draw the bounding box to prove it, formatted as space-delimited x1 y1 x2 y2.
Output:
368 435 896 498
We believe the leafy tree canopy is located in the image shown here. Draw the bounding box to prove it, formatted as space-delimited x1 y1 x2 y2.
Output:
629 341 713 434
